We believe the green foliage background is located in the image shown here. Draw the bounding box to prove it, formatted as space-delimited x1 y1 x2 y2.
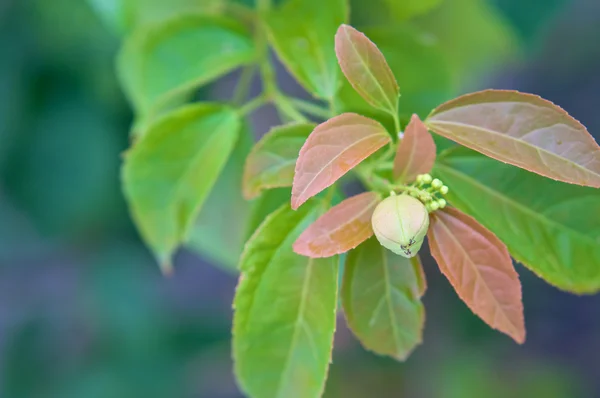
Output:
1 0 600 397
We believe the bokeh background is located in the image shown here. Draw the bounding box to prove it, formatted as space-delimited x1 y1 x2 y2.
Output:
1 0 600 397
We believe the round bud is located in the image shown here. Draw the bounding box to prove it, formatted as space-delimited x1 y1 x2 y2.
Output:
431 178 443 189
429 201 440 211
371 194 430 258
422 174 433 184
440 185 449 195
416 174 424 183
438 199 447 208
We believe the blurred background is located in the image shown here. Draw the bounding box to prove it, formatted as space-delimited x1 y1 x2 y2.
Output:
1 0 600 397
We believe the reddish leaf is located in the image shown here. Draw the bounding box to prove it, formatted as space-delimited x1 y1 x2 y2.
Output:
335 24 399 116
427 207 525 343
243 123 315 199
294 192 381 257
411 255 427 298
426 90 600 187
393 114 436 182
291 113 391 209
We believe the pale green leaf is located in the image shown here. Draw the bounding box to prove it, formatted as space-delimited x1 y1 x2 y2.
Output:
342 237 425 360
434 147 600 293
265 0 348 99
243 123 315 199
186 122 254 271
122 103 239 271
234 202 339 398
117 14 255 115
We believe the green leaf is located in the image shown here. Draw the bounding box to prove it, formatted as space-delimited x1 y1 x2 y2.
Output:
342 237 425 360
291 113 390 209
243 123 315 199
335 24 399 117
265 0 348 99
117 14 255 115
245 188 292 241
334 25 454 122
433 147 600 293
427 90 600 188
413 0 517 85
234 202 339 398
383 0 443 20
186 121 254 271
122 103 239 272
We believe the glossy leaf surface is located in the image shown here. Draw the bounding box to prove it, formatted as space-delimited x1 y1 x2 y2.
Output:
187 122 253 271
243 123 315 199
292 113 390 209
335 24 398 116
265 0 347 99
434 147 600 293
427 90 600 187
294 192 381 258
342 237 425 360
118 14 255 115
122 104 239 271
394 114 436 182
428 207 525 343
234 203 338 398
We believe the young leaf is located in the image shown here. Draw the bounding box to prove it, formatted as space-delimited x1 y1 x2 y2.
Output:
335 24 399 116
265 0 348 99
117 14 255 115
334 25 454 122
428 207 525 343
426 90 600 188
342 237 425 360
394 114 436 182
243 123 315 200
234 203 339 398
294 191 381 258
122 104 239 272
186 122 254 271
292 113 391 209
434 147 600 293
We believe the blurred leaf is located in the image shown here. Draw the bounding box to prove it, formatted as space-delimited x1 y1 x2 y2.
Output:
117 14 255 115
342 237 425 360
434 147 600 293
334 25 454 122
335 24 399 116
265 0 348 99
427 90 600 188
3 88 122 236
243 122 315 199
122 103 239 271
383 0 443 20
413 0 517 85
186 121 254 271
234 202 339 398
393 114 436 182
428 207 525 343
292 113 390 209
245 188 291 240
294 192 381 258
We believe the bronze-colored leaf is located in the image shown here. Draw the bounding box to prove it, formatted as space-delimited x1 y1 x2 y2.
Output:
294 191 381 257
428 207 525 343
291 113 390 209
393 113 436 182
426 90 600 187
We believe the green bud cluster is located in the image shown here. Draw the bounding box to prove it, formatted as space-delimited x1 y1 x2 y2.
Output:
413 173 449 212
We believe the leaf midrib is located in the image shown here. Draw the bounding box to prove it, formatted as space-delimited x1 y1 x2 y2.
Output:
428 120 600 179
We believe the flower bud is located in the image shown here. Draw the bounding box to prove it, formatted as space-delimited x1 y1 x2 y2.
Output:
371 194 430 258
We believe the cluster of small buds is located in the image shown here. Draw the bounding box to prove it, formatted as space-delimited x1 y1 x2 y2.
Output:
412 174 449 213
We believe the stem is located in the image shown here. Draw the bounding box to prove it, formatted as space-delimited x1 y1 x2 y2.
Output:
233 65 256 105
274 95 309 122
289 98 331 120
239 94 269 116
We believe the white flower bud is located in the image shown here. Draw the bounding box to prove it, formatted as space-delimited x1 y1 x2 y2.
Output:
371 194 430 258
